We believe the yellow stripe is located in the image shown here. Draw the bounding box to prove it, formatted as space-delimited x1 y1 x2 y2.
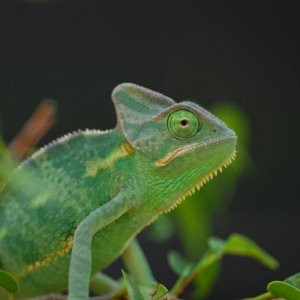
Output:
31 192 51 208
0 228 7 241
17 237 74 279
85 142 134 177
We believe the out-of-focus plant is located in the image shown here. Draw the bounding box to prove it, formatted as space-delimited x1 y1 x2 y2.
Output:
0 132 15 186
119 233 278 300
251 273 300 300
0 269 19 300
0 136 19 300
0 100 56 299
0 99 56 188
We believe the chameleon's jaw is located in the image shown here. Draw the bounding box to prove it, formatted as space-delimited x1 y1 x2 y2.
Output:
163 149 237 214
155 133 236 168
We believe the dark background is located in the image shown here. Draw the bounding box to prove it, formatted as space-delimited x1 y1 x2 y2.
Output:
0 1 299 299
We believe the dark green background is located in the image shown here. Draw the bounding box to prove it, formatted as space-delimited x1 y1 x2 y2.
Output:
0 1 299 299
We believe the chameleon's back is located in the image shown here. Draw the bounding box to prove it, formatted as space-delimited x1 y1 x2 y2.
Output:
0 129 131 297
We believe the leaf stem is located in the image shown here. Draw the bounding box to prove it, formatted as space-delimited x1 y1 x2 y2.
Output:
250 292 274 300
170 251 222 296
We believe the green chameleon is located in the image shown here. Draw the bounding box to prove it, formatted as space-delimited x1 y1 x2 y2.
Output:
0 83 237 299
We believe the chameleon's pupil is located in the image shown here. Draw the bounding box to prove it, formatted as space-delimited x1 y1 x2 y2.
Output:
180 119 189 127
168 109 200 138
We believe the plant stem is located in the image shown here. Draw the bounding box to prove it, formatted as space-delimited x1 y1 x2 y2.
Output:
170 251 222 296
122 239 155 286
250 292 274 300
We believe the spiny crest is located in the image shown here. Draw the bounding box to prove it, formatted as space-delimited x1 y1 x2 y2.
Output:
15 129 110 171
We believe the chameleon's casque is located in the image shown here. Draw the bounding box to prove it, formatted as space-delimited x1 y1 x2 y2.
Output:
0 83 237 299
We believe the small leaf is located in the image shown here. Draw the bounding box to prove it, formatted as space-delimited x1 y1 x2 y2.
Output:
122 270 146 300
207 237 225 253
150 283 168 300
285 273 300 289
167 251 194 276
224 233 279 269
267 281 300 300
0 269 19 294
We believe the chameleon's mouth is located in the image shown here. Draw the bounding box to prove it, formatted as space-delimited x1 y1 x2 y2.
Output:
155 134 237 168
163 149 237 214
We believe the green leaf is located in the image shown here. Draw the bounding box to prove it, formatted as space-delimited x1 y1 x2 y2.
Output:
250 273 300 300
285 273 300 289
170 233 279 298
122 270 146 300
207 237 225 253
167 251 194 276
150 283 168 300
0 135 17 188
224 233 279 269
267 281 300 300
0 269 19 293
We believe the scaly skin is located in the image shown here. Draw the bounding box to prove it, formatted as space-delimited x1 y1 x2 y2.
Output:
0 83 237 299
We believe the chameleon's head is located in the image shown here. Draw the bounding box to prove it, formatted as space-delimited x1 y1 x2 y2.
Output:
113 83 237 210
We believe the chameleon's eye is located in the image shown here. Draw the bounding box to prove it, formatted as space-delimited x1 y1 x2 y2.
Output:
167 109 200 138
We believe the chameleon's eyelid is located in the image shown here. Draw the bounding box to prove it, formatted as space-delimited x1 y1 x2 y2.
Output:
152 103 201 121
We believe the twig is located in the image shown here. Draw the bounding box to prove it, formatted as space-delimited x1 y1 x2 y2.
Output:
9 99 57 159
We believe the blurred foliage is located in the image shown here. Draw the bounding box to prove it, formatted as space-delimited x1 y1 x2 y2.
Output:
168 233 278 298
0 134 17 300
118 234 278 300
0 133 16 188
122 270 169 300
252 273 300 300
0 268 19 300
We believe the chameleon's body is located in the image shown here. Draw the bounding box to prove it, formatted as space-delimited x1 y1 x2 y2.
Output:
0 84 236 299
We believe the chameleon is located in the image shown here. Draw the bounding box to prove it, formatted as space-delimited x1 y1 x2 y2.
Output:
0 83 237 299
